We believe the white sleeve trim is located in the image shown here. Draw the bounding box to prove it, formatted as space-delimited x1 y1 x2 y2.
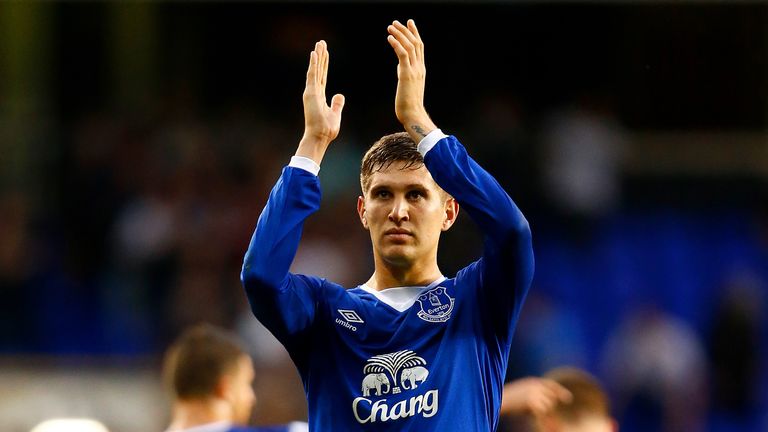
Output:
289 156 321 176
416 128 448 156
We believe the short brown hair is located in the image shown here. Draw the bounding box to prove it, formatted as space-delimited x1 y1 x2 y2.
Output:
360 132 423 193
162 323 247 400
544 367 611 422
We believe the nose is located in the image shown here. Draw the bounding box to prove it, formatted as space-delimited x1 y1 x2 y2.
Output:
388 197 409 223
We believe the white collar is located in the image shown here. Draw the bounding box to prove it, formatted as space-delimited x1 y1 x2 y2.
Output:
360 276 446 312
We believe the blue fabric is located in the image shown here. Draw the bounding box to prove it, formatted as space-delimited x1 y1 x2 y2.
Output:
241 135 534 431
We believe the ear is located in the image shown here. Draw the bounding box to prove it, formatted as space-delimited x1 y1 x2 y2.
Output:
441 198 459 231
357 196 368 229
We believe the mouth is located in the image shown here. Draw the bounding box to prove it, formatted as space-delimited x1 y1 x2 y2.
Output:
384 228 413 236
384 228 413 242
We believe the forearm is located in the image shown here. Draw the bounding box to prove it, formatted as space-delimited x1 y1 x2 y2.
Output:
420 132 530 245
295 135 332 166
240 164 321 337
241 164 320 291
422 132 534 319
399 110 438 145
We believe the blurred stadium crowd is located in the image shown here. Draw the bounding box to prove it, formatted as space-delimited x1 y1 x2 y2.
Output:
0 2 766 432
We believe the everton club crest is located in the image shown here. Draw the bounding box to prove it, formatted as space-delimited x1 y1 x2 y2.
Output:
416 286 454 323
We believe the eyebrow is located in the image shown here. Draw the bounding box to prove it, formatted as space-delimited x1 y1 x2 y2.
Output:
370 185 430 197
370 183 429 191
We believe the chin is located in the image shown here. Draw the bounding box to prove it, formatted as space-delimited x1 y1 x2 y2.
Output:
380 247 416 267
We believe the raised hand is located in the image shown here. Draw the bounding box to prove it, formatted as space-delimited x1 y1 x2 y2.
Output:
387 19 437 141
500 377 573 417
296 40 345 164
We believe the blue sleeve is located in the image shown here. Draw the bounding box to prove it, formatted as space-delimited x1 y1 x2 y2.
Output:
423 135 534 336
240 166 324 347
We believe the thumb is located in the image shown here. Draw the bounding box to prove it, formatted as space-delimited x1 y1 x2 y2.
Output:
331 93 345 115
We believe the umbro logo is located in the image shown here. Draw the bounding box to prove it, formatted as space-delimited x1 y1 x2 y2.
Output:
338 309 364 323
336 309 364 332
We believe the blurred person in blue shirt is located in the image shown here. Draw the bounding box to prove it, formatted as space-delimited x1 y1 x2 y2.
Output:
162 323 308 432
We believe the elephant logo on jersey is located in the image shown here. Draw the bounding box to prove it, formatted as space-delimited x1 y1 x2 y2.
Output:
416 286 454 323
400 366 429 390
362 373 390 396
361 350 429 395
353 350 438 424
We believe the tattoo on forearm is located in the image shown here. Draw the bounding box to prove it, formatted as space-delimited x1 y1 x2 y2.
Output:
410 125 428 138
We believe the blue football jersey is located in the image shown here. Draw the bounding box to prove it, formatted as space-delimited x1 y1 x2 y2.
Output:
242 131 534 431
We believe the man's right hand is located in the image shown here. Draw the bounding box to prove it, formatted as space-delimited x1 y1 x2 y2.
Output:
296 40 345 165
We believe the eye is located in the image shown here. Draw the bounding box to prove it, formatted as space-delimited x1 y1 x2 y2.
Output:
407 190 424 200
375 190 391 199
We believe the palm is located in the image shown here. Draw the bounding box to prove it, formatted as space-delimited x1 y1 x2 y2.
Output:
304 93 341 139
303 40 344 144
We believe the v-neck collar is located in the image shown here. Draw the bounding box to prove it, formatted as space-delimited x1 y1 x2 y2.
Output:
359 276 447 312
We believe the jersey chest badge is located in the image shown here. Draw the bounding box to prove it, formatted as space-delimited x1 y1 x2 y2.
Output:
416 286 454 323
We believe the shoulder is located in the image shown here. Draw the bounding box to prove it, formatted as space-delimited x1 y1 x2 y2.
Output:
291 274 346 293
292 276 363 307
345 286 372 298
454 258 484 285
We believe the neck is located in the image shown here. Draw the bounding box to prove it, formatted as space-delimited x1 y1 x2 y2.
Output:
366 253 442 290
168 399 232 431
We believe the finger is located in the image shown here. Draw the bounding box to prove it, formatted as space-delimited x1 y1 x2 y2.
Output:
388 23 416 57
407 19 425 62
387 24 417 65
313 41 324 84
319 40 328 87
387 34 409 63
324 42 330 87
306 49 318 87
536 393 560 415
530 397 550 416
392 20 419 48
408 19 421 39
330 93 345 116
315 40 323 86
542 379 573 403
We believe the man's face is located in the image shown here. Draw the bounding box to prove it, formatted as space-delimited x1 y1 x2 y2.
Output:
226 355 257 425
358 162 457 268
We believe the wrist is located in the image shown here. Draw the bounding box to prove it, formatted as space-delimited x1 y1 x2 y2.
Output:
295 135 330 165
401 115 437 142
398 106 434 127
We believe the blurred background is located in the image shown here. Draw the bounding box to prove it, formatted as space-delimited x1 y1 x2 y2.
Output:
0 1 766 431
